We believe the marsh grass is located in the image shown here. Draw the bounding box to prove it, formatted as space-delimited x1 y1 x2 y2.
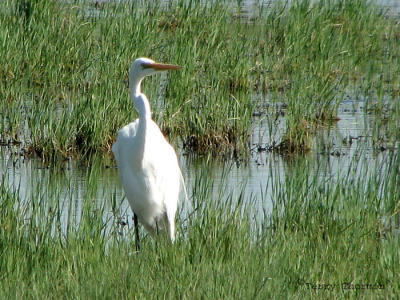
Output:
0 150 399 298
1 1 399 297
259 0 400 151
0 0 399 159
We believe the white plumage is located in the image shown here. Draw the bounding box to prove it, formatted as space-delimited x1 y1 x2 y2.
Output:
112 57 183 247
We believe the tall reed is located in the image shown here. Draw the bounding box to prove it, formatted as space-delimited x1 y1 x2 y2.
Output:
0 0 399 158
0 149 398 298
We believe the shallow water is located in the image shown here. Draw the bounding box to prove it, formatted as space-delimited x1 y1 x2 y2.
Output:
239 0 400 17
1 92 397 233
79 0 400 19
1 0 399 234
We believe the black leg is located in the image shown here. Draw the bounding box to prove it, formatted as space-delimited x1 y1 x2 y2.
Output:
155 221 159 236
133 213 140 251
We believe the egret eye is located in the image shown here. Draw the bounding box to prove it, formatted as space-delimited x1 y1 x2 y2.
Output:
141 63 153 69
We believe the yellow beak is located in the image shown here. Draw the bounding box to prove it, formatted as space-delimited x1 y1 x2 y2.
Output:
143 62 182 70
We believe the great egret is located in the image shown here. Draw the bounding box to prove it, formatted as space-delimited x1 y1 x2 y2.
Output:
112 57 184 250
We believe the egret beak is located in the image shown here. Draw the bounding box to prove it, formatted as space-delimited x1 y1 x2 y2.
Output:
143 62 182 71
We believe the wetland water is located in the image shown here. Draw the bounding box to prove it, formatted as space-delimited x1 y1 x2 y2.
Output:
1 0 400 297
0 95 397 232
0 0 399 233
85 0 400 16
240 0 400 17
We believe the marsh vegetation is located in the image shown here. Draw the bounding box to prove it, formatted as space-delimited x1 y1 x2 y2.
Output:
0 0 399 298
1 0 399 158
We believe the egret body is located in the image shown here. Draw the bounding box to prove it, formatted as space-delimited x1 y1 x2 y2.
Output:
112 57 183 250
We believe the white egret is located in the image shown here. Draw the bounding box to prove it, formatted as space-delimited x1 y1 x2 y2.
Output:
112 57 184 250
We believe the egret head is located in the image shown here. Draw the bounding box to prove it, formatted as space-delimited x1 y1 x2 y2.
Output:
130 57 181 82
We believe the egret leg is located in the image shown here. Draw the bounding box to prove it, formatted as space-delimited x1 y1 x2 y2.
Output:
133 213 140 251
155 221 159 236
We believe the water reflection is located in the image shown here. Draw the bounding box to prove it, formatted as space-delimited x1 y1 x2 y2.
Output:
76 0 400 20
2 0 399 234
1 93 397 234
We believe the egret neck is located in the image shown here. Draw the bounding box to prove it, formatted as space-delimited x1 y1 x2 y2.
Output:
129 70 151 159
